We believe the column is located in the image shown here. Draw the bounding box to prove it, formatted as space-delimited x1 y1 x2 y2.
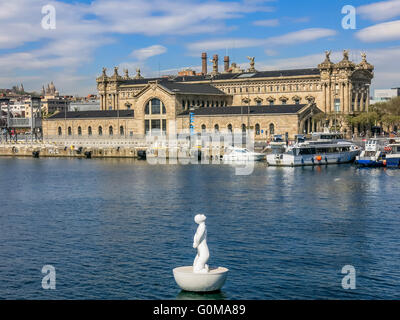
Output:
112 94 115 110
348 83 353 113
360 91 365 112
323 84 327 113
354 91 359 112
365 87 370 112
341 83 345 114
328 83 332 113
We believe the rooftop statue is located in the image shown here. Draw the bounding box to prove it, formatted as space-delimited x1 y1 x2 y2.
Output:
325 50 331 61
343 49 349 60
123 68 129 79
247 56 256 72
361 52 367 61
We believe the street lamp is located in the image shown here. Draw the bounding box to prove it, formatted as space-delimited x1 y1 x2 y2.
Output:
31 96 41 143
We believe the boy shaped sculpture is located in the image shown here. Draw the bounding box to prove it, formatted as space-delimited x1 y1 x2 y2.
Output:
193 214 210 273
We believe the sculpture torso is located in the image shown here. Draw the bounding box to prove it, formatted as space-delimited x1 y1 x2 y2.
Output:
193 215 210 273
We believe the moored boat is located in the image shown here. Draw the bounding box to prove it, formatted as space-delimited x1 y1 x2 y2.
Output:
266 132 360 167
222 146 265 162
384 143 400 168
355 138 387 167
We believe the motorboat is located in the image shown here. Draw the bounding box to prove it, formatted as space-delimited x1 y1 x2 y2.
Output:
222 146 265 162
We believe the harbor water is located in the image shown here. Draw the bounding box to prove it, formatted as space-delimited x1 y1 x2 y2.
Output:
0 157 399 299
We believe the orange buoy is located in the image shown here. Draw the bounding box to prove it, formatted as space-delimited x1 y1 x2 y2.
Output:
316 155 322 161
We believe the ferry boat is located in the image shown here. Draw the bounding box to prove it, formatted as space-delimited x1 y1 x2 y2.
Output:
266 132 360 167
223 146 265 162
355 138 387 167
384 143 400 168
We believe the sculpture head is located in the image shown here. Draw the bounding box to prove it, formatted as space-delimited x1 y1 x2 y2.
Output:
194 214 206 224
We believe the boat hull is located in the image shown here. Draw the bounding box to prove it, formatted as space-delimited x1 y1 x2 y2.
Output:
267 151 359 167
355 159 385 167
385 156 400 168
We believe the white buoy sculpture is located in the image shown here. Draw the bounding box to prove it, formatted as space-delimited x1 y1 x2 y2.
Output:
173 214 229 292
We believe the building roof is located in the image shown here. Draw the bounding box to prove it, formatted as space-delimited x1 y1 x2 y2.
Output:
159 81 226 95
121 68 320 85
47 110 134 119
178 104 307 116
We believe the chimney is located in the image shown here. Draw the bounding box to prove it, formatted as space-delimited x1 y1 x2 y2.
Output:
224 56 229 72
201 52 207 75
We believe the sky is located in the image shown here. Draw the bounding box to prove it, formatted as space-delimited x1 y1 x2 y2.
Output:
0 0 400 96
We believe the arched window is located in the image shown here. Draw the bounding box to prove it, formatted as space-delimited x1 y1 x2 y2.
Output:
68 126 72 136
120 126 124 135
201 124 206 132
145 98 165 115
255 123 260 135
241 124 246 133
214 124 219 132
109 126 113 136
269 123 275 135
227 124 232 132
88 126 92 136
78 126 82 136
98 126 103 136
58 127 62 136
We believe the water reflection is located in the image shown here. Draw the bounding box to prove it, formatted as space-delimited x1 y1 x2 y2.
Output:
176 290 227 300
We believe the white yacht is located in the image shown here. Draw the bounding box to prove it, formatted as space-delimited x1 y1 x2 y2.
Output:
266 132 361 167
223 146 265 162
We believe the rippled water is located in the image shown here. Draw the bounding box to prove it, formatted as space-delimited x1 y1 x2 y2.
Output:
0 157 399 299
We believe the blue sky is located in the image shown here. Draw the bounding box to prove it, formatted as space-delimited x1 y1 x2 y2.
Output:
1 0 400 95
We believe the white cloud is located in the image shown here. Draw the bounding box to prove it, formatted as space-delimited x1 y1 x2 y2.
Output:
358 0 400 22
187 28 337 53
130 45 167 61
253 19 279 27
266 28 336 45
254 47 400 91
356 20 400 42
0 0 275 94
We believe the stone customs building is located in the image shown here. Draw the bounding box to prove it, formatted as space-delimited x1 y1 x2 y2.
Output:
44 50 374 140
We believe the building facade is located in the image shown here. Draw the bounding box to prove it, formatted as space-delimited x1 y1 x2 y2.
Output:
43 50 374 140
41 82 70 115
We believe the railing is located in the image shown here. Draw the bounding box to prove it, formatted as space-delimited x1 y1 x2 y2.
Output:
7 117 42 128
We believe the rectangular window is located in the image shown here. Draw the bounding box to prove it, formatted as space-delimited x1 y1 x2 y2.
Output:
151 119 161 130
151 100 161 114
162 119 167 133
334 98 341 112
145 120 150 134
